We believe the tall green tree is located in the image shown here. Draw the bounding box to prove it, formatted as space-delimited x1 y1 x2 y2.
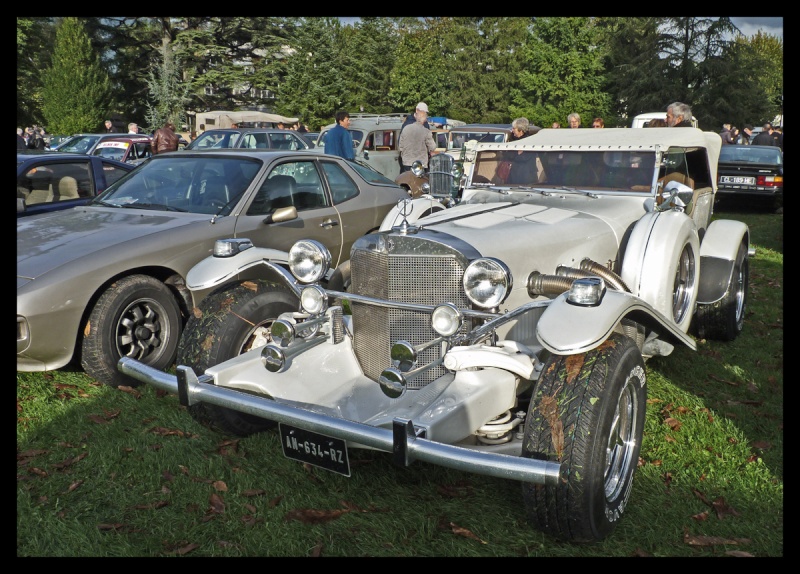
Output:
510 17 612 127
17 17 57 129
655 17 739 129
40 17 112 134
144 35 192 133
277 17 347 130
597 17 670 124
388 18 451 116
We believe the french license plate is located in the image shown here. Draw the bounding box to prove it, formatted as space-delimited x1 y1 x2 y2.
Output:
279 423 350 476
720 176 755 184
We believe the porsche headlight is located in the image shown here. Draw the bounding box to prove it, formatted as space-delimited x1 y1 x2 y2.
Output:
463 258 512 309
288 240 331 283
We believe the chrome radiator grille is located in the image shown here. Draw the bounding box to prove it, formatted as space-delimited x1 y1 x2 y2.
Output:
428 153 455 197
351 241 470 389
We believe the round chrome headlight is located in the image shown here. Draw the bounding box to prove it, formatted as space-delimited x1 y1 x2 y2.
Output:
411 160 425 177
451 163 463 180
432 303 463 337
300 285 328 315
463 257 512 309
288 240 331 283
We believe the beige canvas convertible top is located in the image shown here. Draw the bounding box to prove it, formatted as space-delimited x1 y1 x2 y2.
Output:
195 110 300 129
483 127 721 187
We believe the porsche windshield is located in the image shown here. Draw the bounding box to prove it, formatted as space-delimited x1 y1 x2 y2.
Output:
93 156 262 214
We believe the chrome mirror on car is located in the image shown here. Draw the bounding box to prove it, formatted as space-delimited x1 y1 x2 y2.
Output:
657 180 693 213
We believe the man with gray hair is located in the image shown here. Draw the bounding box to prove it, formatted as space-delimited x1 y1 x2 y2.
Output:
567 113 581 128
666 102 693 127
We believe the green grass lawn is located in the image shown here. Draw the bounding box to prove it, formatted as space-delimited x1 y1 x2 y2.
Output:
17 203 782 557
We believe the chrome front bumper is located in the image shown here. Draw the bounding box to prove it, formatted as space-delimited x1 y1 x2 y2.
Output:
118 357 563 486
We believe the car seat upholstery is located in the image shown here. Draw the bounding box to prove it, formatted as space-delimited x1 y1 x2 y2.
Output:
196 176 229 207
266 175 296 209
56 176 80 200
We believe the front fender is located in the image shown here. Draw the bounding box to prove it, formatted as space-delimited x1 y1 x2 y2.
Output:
697 219 750 304
620 210 700 332
536 289 696 355
186 246 290 292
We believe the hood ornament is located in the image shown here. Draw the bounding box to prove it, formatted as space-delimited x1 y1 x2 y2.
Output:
392 198 419 235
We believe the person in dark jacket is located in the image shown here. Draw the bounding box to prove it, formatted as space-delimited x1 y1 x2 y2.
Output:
152 121 180 154
17 128 27 150
752 123 777 146
26 127 46 150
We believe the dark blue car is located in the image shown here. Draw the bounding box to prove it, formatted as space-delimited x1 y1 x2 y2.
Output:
17 151 135 217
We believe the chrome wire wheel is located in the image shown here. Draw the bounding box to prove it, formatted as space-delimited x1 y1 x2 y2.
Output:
672 243 696 324
604 376 641 500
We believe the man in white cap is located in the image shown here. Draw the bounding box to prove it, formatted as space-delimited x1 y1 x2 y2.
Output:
401 101 431 132
399 101 436 172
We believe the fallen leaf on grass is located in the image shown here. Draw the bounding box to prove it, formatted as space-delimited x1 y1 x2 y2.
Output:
212 480 228 492
692 510 710 521
66 480 84 492
242 489 266 497
664 417 682 431
85 412 112 424
310 541 324 557
117 385 142 398
285 508 350 524
52 452 88 470
711 497 741 519
725 550 755 557
436 481 474 498
683 529 751 546
208 493 225 514
149 426 197 438
134 500 169 510
448 522 487 544
750 440 771 450
709 374 739 386
173 543 200 556
17 449 49 461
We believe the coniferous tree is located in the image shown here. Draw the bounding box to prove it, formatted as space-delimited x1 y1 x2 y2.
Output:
144 36 192 133
40 17 112 134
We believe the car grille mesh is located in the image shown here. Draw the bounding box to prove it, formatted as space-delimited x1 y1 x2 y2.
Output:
351 246 469 389
428 153 455 196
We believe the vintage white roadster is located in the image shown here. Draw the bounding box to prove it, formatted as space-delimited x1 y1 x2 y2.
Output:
119 127 751 543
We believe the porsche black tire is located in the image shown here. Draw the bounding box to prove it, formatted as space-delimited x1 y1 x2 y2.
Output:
82 275 182 388
693 242 749 341
521 334 646 543
176 280 297 436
